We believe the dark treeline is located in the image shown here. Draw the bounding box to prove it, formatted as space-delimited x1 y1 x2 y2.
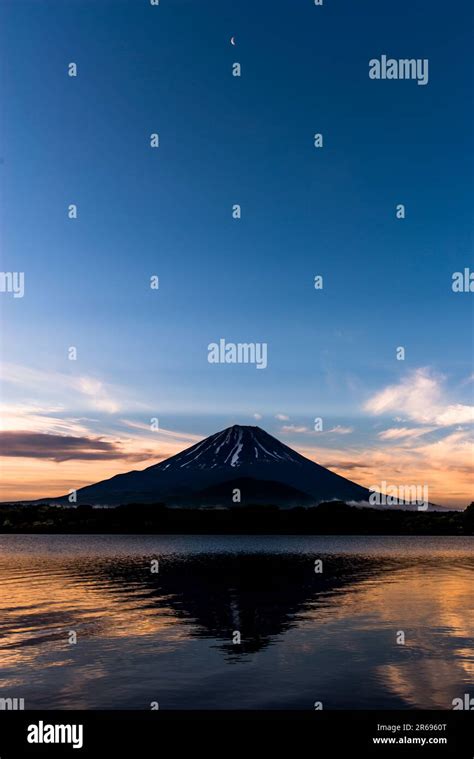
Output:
0 501 473 535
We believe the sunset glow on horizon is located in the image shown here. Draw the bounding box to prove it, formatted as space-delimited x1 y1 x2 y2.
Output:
1 363 472 507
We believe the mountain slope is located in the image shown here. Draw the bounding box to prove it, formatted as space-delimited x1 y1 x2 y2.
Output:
50 425 374 507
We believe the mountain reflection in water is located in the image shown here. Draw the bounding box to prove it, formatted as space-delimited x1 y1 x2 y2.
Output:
0 535 472 709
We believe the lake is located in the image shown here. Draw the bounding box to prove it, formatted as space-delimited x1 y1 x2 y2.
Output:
0 534 472 710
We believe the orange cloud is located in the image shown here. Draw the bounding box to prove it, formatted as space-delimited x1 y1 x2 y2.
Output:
299 431 473 508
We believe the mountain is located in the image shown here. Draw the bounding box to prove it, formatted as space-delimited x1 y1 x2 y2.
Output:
48 424 379 507
41 424 446 510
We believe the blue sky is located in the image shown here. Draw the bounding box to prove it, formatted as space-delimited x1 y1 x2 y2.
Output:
1 0 473 505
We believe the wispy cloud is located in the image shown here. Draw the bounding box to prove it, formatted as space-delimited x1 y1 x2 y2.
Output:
281 424 308 433
1 363 124 415
327 425 353 435
74 377 120 414
118 420 201 446
0 403 93 436
378 427 434 441
275 413 289 421
365 368 474 426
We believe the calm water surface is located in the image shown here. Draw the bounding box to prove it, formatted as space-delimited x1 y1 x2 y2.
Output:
0 535 472 709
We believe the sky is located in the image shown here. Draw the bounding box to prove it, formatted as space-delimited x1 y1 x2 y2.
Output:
0 0 473 506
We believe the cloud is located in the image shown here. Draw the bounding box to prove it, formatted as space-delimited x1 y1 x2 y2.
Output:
275 413 289 421
365 368 474 426
74 377 120 413
1 363 122 415
434 405 474 425
281 425 308 433
280 424 354 437
253 413 263 420
0 403 94 435
118 419 201 445
323 462 373 471
0 431 156 463
298 426 473 508
378 427 434 441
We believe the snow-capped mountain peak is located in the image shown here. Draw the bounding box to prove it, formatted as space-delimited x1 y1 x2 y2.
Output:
158 425 304 472
48 424 400 508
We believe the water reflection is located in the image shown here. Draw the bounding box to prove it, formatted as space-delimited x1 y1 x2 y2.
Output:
0 536 472 709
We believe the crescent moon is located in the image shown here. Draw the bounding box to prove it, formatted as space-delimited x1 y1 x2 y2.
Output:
230 36 236 46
